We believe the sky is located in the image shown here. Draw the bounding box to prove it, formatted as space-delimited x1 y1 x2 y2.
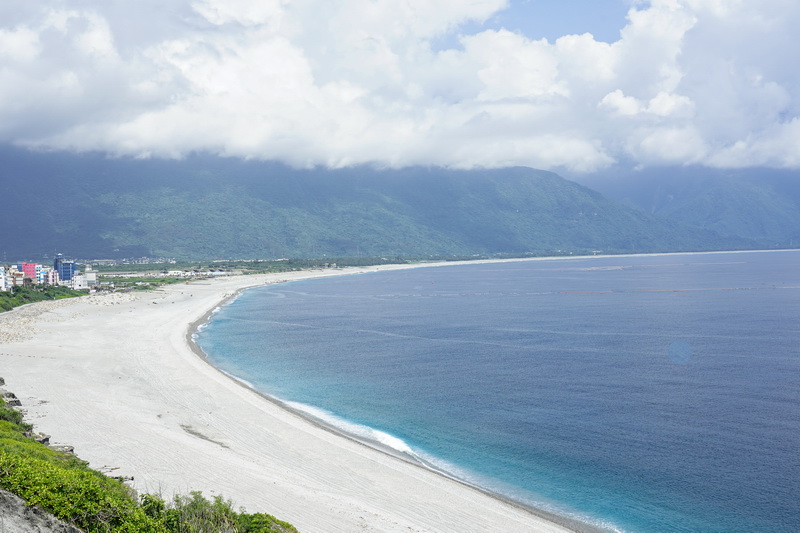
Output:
1 0 799 174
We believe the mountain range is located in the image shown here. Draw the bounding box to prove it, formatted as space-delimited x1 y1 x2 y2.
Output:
578 166 800 248
1 146 793 261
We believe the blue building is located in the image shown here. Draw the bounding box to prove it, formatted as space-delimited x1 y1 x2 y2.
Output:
54 254 76 282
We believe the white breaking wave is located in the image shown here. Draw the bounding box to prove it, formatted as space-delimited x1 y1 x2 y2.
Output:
284 401 417 457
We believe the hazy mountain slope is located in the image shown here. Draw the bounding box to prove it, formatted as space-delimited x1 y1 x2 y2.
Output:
0 147 751 260
581 167 800 248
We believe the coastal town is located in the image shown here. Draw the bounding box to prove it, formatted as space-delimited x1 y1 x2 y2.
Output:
0 254 95 292
0 254 247 294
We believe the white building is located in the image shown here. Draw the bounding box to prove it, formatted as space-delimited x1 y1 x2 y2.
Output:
7 268 24 289
72 273 88 290
71 267 97 290
0 266 7 292
83 265 97 286
84 270 97 286
43 269 59 286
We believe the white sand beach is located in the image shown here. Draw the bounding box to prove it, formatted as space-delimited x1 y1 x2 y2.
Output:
0 265 576 533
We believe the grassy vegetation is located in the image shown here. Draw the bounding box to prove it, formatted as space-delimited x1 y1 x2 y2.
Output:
0 397 298 532
98 276 192 290
94 256 408 275
0 285 84 313
93 257 409 291
141 492 297 533
97 251 624 292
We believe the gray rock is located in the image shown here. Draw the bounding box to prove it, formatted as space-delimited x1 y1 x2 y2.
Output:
1 392 22 407
0 488 83 533
51 445 75 455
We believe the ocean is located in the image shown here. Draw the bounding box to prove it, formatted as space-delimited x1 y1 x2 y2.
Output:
194 250 800 532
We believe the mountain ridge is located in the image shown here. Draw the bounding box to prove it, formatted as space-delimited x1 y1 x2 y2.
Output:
0 147 758 261
578 166 800 248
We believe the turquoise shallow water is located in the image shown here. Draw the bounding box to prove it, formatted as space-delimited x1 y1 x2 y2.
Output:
196 251 800 532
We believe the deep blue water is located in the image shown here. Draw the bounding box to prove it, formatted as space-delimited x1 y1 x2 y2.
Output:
195 251 800 532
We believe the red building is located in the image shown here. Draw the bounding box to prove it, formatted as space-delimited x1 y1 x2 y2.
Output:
21 262 38 280
20 263 46 283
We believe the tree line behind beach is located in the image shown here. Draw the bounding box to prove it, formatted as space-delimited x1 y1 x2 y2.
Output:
0 285 83 313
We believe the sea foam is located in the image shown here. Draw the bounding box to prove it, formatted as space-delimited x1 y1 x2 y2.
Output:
284 401 418 457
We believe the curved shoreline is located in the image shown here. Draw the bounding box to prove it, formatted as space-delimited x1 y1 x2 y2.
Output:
183 269 605 533
3 250 796 532
2 262 582 532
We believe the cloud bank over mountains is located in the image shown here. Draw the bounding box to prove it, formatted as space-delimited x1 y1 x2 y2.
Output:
0 0 798 173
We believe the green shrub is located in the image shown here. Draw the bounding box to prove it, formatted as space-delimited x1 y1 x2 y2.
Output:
141 491 298 533
0 285 83 313
0 398 298 532
0 399 28 428
236 511 299 533
0 452 167 533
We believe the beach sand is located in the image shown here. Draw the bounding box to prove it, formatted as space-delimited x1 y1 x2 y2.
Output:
0 265 577 533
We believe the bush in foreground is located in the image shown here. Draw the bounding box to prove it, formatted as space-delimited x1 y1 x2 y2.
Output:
142 492 297 533
0 398 298 532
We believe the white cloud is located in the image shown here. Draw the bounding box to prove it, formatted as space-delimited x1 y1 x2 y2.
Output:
554 33 616 84
630 125 709 165
460 30 567 101
646 91 695 118
709 118 800 168
0 26 40 63
600 90 642 116
191 0 288 27
0 0 799 172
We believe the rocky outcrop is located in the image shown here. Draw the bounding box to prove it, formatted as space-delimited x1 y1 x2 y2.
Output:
2 391 22 407
0 489 83 533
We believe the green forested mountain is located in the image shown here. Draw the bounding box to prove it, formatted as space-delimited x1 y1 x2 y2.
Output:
581 167 800 248
1 147 754 260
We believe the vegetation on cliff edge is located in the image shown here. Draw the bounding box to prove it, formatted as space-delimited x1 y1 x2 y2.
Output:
0 397 298 532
